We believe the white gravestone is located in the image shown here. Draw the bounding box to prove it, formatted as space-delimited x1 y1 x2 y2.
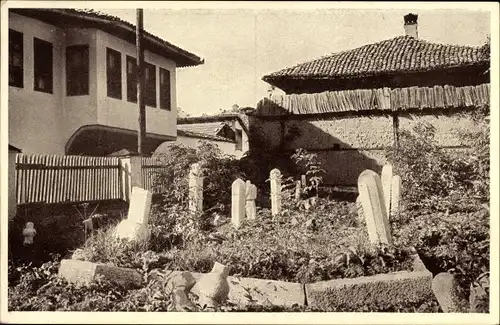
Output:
188 163 204 215
295 180 302 201
231 179 246 228
301 174 307 189
115 186 152 242
245 180 257 220
23 222 36 245
390 175 402 219
358 170 392 245
270 169 282 216
380 164 393 217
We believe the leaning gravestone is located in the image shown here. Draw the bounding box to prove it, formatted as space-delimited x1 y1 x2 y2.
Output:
357 169 392 245
231 178 246 228
245 180 257 220
270 168 282 216
188 163 204 215
114 186 152 242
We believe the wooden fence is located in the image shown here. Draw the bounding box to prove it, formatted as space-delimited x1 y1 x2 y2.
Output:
15 154 170 205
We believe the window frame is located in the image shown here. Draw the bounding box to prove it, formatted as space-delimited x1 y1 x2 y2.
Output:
106 47 122 100
9 29 23 88
66 45 90 96
126 55 138 103
159 67 171 110
33 37 53 94
144 62 157 108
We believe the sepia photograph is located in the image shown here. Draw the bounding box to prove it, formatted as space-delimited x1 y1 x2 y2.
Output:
1 1 498 324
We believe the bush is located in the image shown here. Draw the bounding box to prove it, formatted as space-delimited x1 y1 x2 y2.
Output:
152 141 243 214
388 110 489 306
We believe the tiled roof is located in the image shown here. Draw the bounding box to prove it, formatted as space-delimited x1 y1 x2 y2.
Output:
177 129 234 143
263 36 488 83
11 8 204 68
177 122 227 137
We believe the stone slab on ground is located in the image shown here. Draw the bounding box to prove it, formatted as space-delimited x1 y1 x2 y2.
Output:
58 259 143 288
165 270 305 308
305 270 433 310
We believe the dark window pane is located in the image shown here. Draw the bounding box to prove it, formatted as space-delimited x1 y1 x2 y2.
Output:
126 55 137 103
145 62 156 107
66 45 89 96
34 37 53 93
159 68 171 110
9 29 23 88
106 47 122 99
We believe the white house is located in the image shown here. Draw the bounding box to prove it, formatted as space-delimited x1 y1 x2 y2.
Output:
8 8 204 156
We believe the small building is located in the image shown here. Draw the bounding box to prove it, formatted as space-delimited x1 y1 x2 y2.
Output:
155 113 251 158
258 13 490 186
8 8 204 156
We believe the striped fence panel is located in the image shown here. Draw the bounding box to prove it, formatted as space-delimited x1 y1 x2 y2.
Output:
16 154 122 204
141 157 169 194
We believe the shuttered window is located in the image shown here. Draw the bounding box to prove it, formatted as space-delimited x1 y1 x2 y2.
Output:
106 47 122 99
66 45 89 96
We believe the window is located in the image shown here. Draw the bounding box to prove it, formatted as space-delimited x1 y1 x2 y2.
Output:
66 45 89 96
106 47 122 99
126 55 137 103
9 29 23 88
159 68 171 110
34 37 53 93
145 62 156 107
235 129 243 151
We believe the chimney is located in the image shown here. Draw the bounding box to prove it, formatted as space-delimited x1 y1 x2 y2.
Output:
404 13 418 39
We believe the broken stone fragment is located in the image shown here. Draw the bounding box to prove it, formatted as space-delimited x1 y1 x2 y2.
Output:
192 262 231 309
164 271 196 294
431 272 469 313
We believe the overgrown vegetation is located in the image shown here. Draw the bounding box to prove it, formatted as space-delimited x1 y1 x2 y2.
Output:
388 108 490 305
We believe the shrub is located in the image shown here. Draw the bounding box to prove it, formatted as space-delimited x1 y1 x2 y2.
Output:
152 141 242 214
388 110 489 306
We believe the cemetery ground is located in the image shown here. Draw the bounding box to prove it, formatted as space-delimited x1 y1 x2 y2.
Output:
7 116 490 313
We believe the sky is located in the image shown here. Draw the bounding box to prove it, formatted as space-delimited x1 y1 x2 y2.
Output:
99 7 491 116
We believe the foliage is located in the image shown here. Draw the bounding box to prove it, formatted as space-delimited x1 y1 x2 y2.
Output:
388 111 489 306
152 141 242 213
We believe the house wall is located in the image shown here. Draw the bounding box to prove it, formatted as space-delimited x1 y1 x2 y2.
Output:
255 111 477 186
154 136 238 158
8 12 66 154
8 151 18 221
95 30 177 138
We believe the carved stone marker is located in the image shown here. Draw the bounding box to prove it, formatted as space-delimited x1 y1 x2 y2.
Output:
192 262 231 309
380 164 393 217
231 178 246 228
390 175 402 219
114 186 152 242
188 163 204 215
270 168 282 216
23 222 36 245
295 180 302 201
301 174 307 189
245 180 257 220
357 169 392 245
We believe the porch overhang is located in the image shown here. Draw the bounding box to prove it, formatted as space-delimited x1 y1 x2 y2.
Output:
65 124 176 156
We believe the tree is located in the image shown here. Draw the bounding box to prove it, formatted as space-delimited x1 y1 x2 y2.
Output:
177 107 190 118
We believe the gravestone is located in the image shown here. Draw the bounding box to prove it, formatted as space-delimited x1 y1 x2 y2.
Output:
270 169 282 216
432 272 469 313
188 163 204 215
191 262 231 309
301 174 307 189
114 186 152 242
231 178 246 228
380 164 393 217
22 222 36 245
295 180 302 201
245 180 257 220
357 170 392 245
390 175 401 219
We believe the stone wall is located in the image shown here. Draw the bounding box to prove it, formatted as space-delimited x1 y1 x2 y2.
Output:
253 111 477 186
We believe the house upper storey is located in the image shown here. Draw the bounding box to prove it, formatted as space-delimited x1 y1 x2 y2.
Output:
8 8 204 155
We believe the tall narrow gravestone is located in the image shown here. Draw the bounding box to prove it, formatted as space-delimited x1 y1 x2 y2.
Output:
188 163 203 215
270 169 282 216
380 164 393 217
231 178 246 228
115 187 152 242
245 180 257 220
357 170 392 245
